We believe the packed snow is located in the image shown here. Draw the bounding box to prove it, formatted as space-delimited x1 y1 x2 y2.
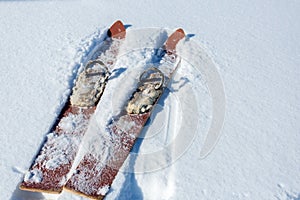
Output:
0 0 299 200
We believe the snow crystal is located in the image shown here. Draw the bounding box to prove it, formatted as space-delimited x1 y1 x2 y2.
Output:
24 169 43 183
115 117 137 133
48 134 80 169
58 112 87 134
35 132 81 170
45 152 68 169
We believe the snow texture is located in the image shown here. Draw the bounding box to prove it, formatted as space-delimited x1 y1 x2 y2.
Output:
97 185 110 196
37 132 80 170
1 0 299 200
33 111 89 171
24 169 43 184
58 113 88 135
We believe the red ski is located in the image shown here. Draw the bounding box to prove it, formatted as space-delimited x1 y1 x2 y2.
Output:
64 28 185 199
19 20 126 194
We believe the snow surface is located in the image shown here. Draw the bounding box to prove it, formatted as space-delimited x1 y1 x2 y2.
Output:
1 0 299 200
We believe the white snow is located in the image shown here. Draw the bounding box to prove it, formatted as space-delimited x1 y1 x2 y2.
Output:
24 169 43 184
40 133 80 170
1 0 299 200
58 112 88 135
97 185 110 196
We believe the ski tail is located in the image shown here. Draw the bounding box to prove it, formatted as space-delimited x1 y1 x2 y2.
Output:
107 20 126 39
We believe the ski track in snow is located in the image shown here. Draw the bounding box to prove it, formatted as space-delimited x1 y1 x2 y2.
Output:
1 1 300 200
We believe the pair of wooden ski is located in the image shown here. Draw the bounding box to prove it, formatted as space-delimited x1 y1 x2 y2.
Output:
20 20 185 200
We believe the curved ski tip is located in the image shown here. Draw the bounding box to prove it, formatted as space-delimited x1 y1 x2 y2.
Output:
164 28 186 53
176 28 186 36
108 20 126 39
112 20 124 27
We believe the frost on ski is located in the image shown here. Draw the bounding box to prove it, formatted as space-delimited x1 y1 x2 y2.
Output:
58 112 89 135
64 114 140 197
36 133 80 170
24 169 43 183
97 185 110 196
21 110 91 190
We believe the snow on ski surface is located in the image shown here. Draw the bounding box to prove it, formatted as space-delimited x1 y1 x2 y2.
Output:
0 0 299 200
